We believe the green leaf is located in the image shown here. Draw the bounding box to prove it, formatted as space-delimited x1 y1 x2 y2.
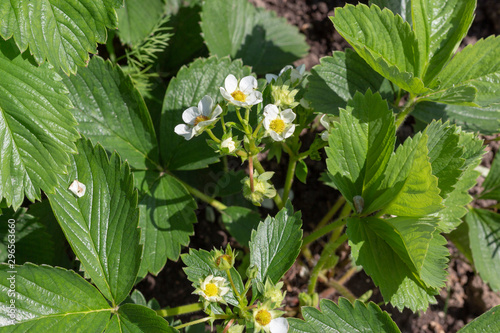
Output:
63 56 160 170
480 148 500 201
181 248 244 306
412 0 475 84
332 4 427 94
421 85 477 106
200 0 308 74
47 139 141 305
369 0 412 25
465 209 500 292
117 0 166 46
0 263 111 330
432 36 500 107
419 230 449 290
325 90 396 213
0 208 55 266
305 50 394 116
434 129 484 232
371 132 443 217
106 304 177 333
160 56 250 170
136 171 197 276
295 160 308 184
221 206 261 247
0 39 79 210
0 0 122 74
249 201 302 284
347 217 438 311
458 304 500 333
288 298 401 333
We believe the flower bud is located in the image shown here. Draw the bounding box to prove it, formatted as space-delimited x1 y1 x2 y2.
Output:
246 264 259 280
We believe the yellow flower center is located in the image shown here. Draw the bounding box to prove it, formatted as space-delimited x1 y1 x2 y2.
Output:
270 119 285 134
255 309 272 326
231 90 246 102
194 115 209 125
204 283 218 297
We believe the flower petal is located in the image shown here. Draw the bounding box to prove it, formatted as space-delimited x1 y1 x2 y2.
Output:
263 104 279 119
239 76 257 94
224 74 238 93
281 109 296 123
269 130 283 141
211 105 223 119
269 318 289 333
174 124 195 140
220 87 233 101
253 91 263 104
182 106 200 124
198 95 214 116
319 114 329 130
279 65 293 76
266 74 279 83
282 124 296 139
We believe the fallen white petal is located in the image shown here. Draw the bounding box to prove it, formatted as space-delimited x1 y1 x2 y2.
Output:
69 180 86 198
269 317 289 333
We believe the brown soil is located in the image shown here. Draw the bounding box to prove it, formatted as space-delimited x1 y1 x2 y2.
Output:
137 1 500 332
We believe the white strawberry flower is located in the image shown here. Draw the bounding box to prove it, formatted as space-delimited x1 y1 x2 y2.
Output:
221 137 237 153
193 275 230 303
253 302 287 333
220 74 263 107
174 95 222 140
263 104 296 142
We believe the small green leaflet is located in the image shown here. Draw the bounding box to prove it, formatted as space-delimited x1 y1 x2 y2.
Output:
249 201 302 284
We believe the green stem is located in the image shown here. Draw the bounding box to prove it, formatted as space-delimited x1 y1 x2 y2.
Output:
297 141 328 160
221 115 227 133
315 196 346 230
281 157 297 203
395 94 418 129
326 278 356 303
302 204 351 250
174 315 229 330
253 159 284 209
206 129 221 143
253 119 264 137
307 234 348 294
281 142 295 157
172 174 227 211
245 107 250 123
156 303 203 317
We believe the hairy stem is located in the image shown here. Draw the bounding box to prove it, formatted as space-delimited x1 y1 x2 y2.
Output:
156 303 203 317
172 174 227 212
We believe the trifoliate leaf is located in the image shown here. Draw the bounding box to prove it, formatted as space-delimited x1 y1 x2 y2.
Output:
160 56 250 170
465 209 500 292
200 0 308 74
288 298 401 333
63 56 160 170
47 139 141 305
249 201 302 284
0 0 122 74
305 50 394 116
0 263 111 330
0 39 79 210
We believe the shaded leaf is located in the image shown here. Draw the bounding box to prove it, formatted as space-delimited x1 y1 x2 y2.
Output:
200 0 308 74
480 150 500 201
63 56 159 170
369 0 412 25
221 206 261 247
106 304 177 333
458 304 500 333
117 0 165 46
